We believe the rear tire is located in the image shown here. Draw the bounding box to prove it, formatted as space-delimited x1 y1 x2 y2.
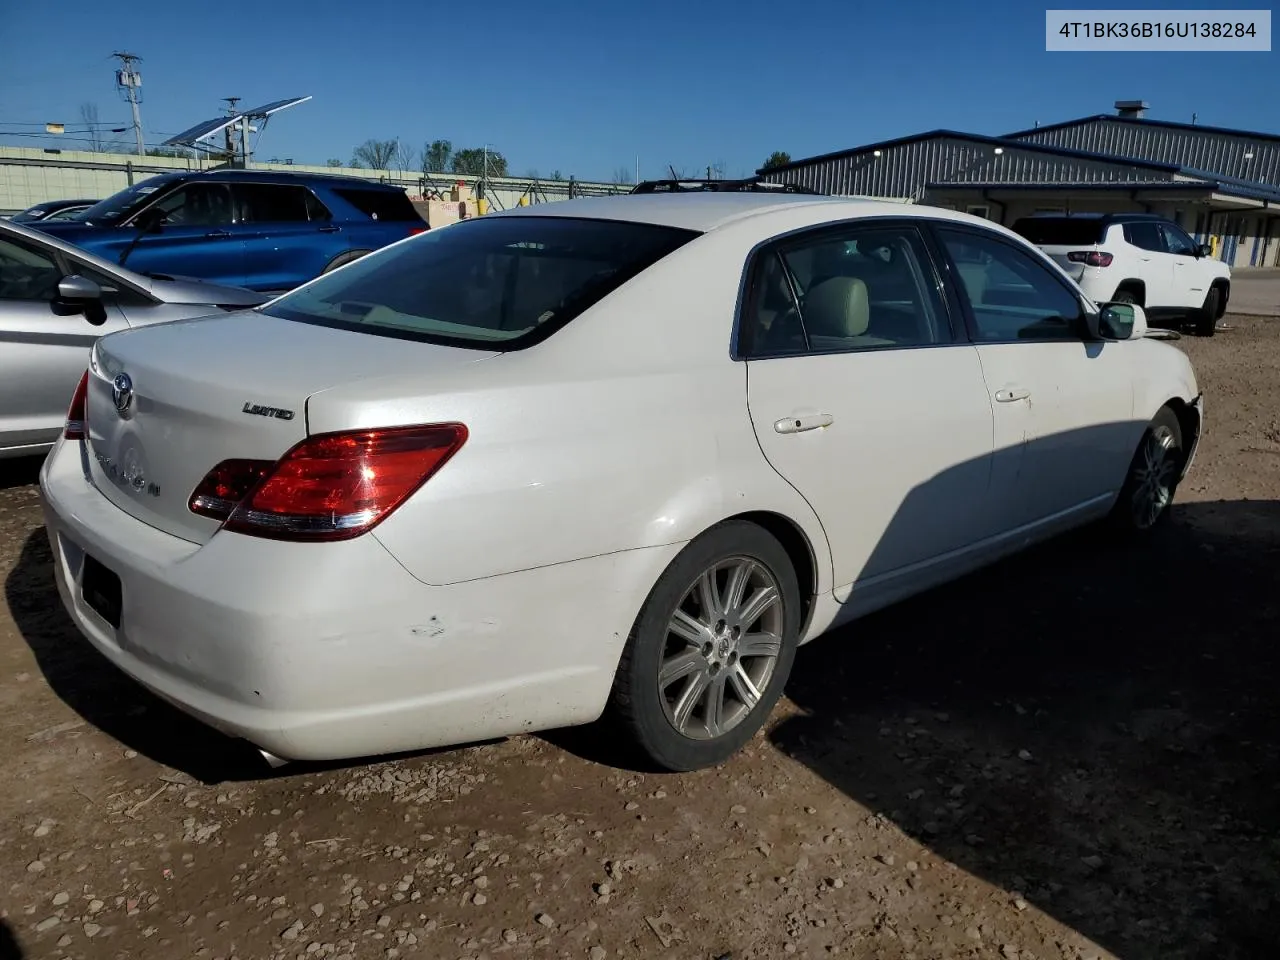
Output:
322 249 372 274
608 520 801 772
1194 287 1220 337
1109 406 1185 533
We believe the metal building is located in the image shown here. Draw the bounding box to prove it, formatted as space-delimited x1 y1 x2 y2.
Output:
758 101 1280 268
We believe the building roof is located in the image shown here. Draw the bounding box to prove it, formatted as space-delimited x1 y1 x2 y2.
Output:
1005 113 1280 146
925 177 1280 203
755 129 1187 177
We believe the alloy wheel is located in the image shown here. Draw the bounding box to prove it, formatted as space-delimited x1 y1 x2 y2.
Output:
658 557 784 740
1131 423 1180 529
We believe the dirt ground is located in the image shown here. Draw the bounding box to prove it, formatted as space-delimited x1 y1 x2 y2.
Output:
2 318 1278 960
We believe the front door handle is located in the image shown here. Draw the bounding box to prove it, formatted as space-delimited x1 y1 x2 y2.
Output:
318 225 341 234
774 413 834 434
994 388 1031 403
205 230 232 239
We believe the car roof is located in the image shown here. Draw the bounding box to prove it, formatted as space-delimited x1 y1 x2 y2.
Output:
189 168 404 191
492 192 1010 235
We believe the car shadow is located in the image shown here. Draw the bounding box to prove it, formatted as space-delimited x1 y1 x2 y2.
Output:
0 920 23 960
0 454 44 491
770 497 1280 960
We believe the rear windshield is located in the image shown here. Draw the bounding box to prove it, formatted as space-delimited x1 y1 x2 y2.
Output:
261 215 700 350
76 176 181 226
1010 217 1106 246
332 187 423 222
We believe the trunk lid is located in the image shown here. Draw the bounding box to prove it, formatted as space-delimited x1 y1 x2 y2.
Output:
85 311 498 544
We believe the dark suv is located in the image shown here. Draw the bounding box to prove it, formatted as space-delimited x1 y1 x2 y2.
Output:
31 169 426 293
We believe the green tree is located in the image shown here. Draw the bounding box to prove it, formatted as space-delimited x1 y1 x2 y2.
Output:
423 139 453 173
351 138 398 170
451 147 507 178
761 151 792 171
326 158 343 167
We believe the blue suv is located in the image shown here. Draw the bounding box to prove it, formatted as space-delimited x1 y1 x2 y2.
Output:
31 169 427 293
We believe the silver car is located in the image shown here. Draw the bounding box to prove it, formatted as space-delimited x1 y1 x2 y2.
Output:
0 217 267 459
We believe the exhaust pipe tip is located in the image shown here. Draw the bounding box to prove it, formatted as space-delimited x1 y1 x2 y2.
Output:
259 748 289 770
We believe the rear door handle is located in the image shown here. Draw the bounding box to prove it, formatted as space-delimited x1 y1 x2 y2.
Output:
205 230 232 239
994 388 1031 403
774 413 834 434
318 225 341 234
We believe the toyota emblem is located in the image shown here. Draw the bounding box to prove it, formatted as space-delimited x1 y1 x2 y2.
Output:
112 373 134 416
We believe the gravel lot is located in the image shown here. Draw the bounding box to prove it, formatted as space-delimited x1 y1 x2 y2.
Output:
2 318 1278 960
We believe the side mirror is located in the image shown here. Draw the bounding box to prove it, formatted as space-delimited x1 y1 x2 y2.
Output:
1196 243 1212 258
57 275 103 301
53 275 108 326
1098 301 1148 340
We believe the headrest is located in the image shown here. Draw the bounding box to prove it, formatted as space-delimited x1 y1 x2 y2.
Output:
804 276 870 338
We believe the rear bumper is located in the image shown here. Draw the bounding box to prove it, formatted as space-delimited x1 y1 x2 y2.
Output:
39 439 678 762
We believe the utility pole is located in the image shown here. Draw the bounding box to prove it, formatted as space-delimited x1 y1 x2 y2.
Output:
112 52 146 156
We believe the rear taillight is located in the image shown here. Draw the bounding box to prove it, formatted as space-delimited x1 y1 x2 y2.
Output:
189 423 467 542
1067 251 1114 267
64 371 89 441
408 226 426 236
188 459 274 520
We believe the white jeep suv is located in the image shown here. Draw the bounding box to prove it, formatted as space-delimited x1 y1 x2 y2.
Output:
1012 213 1230 337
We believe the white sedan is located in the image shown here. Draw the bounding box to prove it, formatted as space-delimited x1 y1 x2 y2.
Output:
39 193 1202 772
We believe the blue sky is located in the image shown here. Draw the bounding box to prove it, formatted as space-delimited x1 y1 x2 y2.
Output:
1 0 1275 181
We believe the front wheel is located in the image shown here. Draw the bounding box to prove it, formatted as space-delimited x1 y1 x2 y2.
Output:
1110 407 1185 532
608 521 801 772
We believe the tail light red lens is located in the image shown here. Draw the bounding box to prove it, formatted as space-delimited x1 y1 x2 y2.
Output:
1067 250 1114 267
188 459 273 520
190 424 467 542
64 370 89 441
408 227 427 236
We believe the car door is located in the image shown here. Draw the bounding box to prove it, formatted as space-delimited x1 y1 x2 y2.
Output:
933 224 1137 532
121 182 247 286
741 220 996 600
1158 221 1212 310
0 232 129 452
1121 221 1175 310
229 183 342 291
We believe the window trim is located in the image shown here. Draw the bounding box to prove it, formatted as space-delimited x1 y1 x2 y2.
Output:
927 220 1093 346
731 216 966 362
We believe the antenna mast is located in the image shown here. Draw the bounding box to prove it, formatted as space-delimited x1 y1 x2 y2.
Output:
112 52 146 156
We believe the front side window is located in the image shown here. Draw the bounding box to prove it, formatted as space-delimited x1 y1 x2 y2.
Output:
146 183 234 227
1123 221 1164 252
77 175 178 225
743 224 948 357
0 234 61 301
262 215 699 349
937 227 1085 342
1160 222 1198 256
233 184 311 223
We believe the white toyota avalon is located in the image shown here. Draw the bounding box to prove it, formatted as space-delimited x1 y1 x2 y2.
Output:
39 192 1203 772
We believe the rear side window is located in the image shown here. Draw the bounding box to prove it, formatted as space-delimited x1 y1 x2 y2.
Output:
331 187 421 222
262 215 699 350
1123 222 1164 252
233 184 311 222
1010 217 1106 245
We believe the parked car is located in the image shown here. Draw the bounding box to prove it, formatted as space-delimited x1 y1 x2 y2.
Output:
30 169 427 293
40 193 1202 773
630 178 821 194
10 198 99 223
0 217 267 459
1010 212 1229 337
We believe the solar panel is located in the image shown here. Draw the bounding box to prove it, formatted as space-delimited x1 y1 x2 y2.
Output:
163 115 244 146
240 96 312 119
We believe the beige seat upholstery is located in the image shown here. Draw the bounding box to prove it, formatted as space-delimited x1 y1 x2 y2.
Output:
804 276 870 338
